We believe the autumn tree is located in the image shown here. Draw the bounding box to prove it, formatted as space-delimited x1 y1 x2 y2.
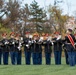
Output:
48 5 68 34
3 0 21 32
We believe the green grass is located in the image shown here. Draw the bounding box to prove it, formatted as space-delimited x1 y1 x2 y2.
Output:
0 57 76 75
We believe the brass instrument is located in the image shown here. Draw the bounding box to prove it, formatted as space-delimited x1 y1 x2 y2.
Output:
17 37 23 51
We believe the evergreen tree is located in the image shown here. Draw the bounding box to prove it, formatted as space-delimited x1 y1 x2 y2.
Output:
29 0 46 33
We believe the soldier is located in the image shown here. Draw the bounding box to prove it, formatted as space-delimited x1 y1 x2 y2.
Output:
0 39 3 65
37 35 43 65
15 33 22 65
42 33 53 65
64 29 75 66
9 32 16 65
31 33 42 65
38 35 44 65
1 33 9 65
52 32 62 65
23 32 32 65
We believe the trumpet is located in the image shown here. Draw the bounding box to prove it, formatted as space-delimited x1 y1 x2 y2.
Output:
17 37 23 51
18 42 22 51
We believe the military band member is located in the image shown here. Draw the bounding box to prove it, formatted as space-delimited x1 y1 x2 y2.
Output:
52 32 62 65
31 33 42 65
42 34 52 65
15 33 22 65
9 32 16 65
64 29 75 66
1 33 9 65
0 40 3 65
36 35 43 65
23 32 32 65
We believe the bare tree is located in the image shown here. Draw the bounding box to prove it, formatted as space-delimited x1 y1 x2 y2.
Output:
3 0 21 32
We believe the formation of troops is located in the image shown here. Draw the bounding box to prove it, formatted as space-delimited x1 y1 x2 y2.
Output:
0 28 76 66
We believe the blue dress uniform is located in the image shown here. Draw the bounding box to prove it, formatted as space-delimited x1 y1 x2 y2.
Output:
2 38 9 65
43 40 52 65
52 33 62 65
23 38 32 65
64 29 75 66
0 41 3 65
9 38 17 65
31 39 42 65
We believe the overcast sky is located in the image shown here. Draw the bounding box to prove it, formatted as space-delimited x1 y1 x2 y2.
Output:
4 0 76 16
21 0 76 16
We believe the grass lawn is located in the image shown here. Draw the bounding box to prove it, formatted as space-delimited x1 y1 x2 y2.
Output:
0 57 76 75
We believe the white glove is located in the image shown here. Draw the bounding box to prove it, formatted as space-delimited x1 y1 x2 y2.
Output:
52 42 54 45
5 42 9 45
26 44 29 47
28 41 31 44
18 46 20 49
18 47 20 49
5 42 7 45
12 42 15 44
